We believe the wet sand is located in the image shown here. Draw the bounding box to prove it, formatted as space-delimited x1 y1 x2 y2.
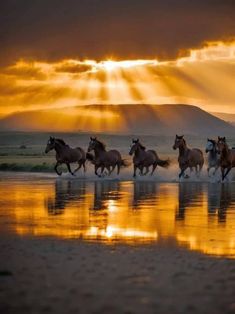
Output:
1 235 235 314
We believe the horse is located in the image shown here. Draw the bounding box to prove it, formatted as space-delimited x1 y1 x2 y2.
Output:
173 135 204 178
217 136 235 181
87 137 127 177
129 139 170 177
205 138 220 177
45 137 86 176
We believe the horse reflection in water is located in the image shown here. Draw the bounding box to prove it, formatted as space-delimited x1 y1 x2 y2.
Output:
176 183 203 220
132 181 158 209
46 180 86 215
89 181 121 233
92 181 121 211
208 183 235 223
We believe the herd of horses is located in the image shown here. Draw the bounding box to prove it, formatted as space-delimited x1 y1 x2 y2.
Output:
45 135 235 181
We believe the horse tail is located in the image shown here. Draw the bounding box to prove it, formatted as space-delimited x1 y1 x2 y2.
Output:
156 158 170 168
149 150 170 168
120 159 130 167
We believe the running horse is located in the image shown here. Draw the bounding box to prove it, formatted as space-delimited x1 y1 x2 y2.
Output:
87 137 127 177
205 138 220 177
129 139 170 177
45 137 86 175
173 135 204 178
217 136 235 181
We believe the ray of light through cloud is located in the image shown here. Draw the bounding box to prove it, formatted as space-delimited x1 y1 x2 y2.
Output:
0 40 235 126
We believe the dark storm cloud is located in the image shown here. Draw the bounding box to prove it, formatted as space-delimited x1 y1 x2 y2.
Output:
0 0 235 64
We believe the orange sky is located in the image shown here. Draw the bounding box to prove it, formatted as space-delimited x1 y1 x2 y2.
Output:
0 40 235 117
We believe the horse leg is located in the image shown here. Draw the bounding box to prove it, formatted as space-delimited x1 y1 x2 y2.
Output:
73 162 82 174
143 166 149 175
100 165 105 177
110 165 115 174
95 164 100 176
179 166 187 178
54 162 62 176
139 165 144 176
213 165 219 176
220 167 227 181
223 167 232 181
82 161 86 173
195 166 199 177
189 167 193 177
66 163 74 176
207 167 210 177
117 163 120 175
133 165 137 177
198 164 203 177
179 168 184 178
106 165 112 176
151 164 157 176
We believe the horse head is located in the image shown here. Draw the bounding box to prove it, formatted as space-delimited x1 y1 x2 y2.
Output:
217 136 227 154
173 135 184 150
205 139 217 153
88 137 106 152
87 137 97 152
45 136 56 153
129 139 145 155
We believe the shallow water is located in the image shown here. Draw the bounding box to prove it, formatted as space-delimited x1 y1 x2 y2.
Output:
0 172 235 258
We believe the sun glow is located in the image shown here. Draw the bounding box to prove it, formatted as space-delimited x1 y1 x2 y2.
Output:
0 40 235 123
98 59 158 72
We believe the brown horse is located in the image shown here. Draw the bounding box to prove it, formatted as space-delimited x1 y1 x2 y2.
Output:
217 136 235 181
129 139 170 177
45 137 86 176
87 137 127 177
173 135 204 178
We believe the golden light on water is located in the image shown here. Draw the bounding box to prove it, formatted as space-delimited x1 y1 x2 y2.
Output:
1 178 235 258
1 40 235 124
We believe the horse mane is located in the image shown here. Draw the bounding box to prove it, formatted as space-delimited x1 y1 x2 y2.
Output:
95 139 106 150
208 139 216 144
55 138 67 146
139 143 146 150
182 138 187 146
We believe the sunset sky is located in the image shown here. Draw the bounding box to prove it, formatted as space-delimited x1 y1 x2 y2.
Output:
1 0 235 117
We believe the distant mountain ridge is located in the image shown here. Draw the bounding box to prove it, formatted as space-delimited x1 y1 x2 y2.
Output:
0 104 234 136
210 112 235 126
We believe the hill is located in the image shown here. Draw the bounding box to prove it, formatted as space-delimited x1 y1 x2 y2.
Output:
0 104 234 136
210 112 235 126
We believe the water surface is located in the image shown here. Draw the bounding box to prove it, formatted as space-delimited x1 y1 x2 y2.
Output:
0 173 235 258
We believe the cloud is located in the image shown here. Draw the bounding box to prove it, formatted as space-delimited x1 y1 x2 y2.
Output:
54 61 93 74
1 0 235 65
0 41 235 115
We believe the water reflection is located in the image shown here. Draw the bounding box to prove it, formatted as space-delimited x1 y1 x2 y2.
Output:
92 181 121 211
46 180 86 215
176 183 203 220
133 181 158 208
0 175 235 258
208 183 235 223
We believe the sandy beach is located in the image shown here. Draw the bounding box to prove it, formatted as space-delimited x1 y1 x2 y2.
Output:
1 235 235 314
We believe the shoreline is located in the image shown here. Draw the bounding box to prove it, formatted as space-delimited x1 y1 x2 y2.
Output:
0 170 229 184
